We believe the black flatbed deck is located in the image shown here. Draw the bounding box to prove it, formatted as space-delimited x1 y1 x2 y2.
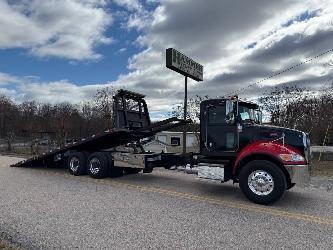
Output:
11 117 190 168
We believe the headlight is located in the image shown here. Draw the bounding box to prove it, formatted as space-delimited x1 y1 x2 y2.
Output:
279 153 305 162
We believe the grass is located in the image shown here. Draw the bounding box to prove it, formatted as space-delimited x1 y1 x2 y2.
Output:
0 151 33 158
311 161 333 177
0 240 19 250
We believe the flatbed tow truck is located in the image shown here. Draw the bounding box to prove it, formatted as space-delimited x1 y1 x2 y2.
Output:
11 89 310 204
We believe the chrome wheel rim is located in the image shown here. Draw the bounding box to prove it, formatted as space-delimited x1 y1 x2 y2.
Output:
248 170 274 196
89 157 101 174
69 156 80 172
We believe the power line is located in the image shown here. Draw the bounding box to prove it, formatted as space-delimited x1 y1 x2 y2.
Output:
163 47 333 103
226 47 333 97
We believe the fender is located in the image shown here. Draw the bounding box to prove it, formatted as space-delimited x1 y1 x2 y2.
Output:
233 141 306 175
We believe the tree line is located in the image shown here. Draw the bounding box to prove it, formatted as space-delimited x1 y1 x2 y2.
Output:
0 87 115 150
1 84 332 153
259 85 333 145
172 85 333 146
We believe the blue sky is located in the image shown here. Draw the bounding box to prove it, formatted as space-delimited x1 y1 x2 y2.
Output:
1 0 333 119
0 1 155 84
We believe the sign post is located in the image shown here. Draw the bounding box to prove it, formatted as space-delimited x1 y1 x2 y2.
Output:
183 75 187 155
166 48 203 154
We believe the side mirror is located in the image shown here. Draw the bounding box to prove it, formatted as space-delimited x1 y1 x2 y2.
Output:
258 111 263 124
237 124 243 132
225 112 235 124
226 100 233 113
225 100 235 124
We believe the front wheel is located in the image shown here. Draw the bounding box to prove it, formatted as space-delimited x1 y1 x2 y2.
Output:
239 160 287 205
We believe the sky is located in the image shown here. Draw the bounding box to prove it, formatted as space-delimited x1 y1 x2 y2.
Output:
1 0 333 120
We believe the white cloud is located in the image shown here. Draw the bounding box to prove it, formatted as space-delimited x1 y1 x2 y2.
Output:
0 88 17 96
117 48 127 53
0 70 178 115
113 0 154 31
127 12 151 30
145 0 160 3
0 0 113 60
0 73 20 86
112 0 333 105
2 0 333 119
0 73 101 103
113 0 141 11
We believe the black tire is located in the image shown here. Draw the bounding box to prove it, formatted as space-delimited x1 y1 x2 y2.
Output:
68 152 87 176
46 158 64 168
239 160 287 205
87 152 110 179
286 183 295 190
123 168 142 175
109 165 124 178
104 152 123 178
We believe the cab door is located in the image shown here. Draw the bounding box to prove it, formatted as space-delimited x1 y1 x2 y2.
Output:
201 100 239 156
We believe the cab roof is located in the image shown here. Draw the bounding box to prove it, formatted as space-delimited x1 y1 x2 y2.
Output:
238 101 259 110
201 98 259 109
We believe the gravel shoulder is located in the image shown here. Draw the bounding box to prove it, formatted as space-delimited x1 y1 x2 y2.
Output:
0 239 19 250
312 161 333 177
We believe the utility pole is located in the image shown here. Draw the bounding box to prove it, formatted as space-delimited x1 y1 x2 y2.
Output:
0 103 4 139
183 76 188 154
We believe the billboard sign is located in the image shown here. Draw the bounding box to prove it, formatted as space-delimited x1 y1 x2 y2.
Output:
166 48 203 81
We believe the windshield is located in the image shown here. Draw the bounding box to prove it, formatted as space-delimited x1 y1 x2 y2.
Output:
239 106 261 124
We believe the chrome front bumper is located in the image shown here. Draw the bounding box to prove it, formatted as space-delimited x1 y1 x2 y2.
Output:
285 164 310 187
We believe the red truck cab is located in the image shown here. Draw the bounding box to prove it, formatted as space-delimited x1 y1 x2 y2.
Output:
198 97 310 204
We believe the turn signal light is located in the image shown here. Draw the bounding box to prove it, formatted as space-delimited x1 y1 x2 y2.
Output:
279 153 305 162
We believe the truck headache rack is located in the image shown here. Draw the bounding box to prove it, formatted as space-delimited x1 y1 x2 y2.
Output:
113 89 151 130
11 89 191 168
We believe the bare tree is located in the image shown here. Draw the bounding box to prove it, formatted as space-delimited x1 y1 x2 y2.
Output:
171 95 209 144
0 95 18 150
259 85 307 128
94 87 116 130
259 85 333 145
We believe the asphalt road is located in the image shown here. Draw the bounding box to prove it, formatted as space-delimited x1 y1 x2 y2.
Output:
0 155 332 250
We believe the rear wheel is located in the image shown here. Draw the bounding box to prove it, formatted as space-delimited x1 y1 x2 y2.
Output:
239 160 287 205
87 152 110 179
106 153 123 178
109 165 124 178
68 152 87 176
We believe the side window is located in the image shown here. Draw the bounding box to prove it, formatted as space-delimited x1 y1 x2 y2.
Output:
157 135 167 143
208 106 226 124
171 137 181 146
239 106 250 121
240 112 250 120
